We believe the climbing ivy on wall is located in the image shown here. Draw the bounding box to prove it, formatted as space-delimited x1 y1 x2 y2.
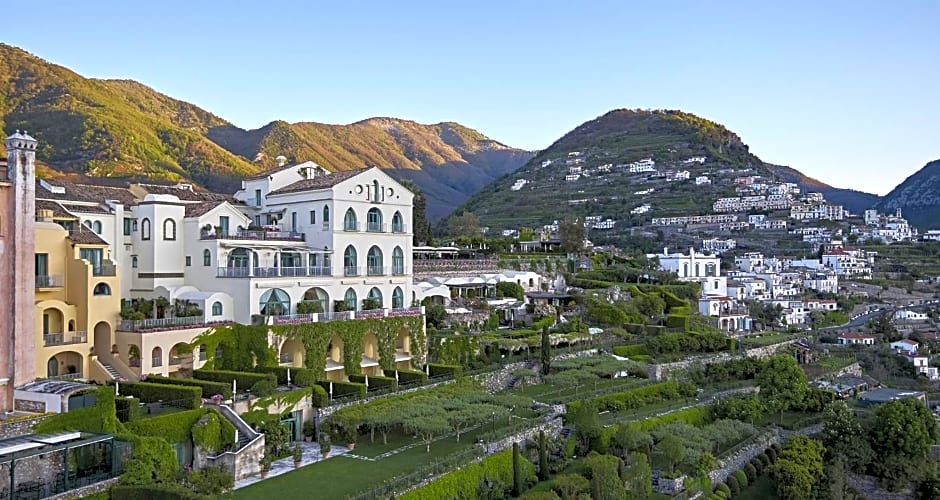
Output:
190 323 275 371
195 316 425 376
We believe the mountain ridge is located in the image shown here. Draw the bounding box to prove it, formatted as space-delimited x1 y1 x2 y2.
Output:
0 43 532 218
876 159 940 229
764 163 880 214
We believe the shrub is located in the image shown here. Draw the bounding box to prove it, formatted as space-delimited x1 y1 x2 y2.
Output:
250 378 277 397
310 384 330 407
733 470 748 488
427 363 463 379
398 448 535 500
349 374 398 392
386 369 429 386
568 381 689 414
119 382 202 409
316 380 367 399
145 375 232 399
758 452 770 468
726 475 740 496
115 396 144 423
716 482 732 497
765 447 777 463
193 369 275 389
254 366 319 387
749 458 763 475
665 314 690 330
185 466 234 496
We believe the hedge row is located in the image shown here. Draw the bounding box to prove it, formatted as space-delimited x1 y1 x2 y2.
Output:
623 323 667 336
316 380 367 399
399 448 535 500
193 369 275 389
310 385 330 407
254 366 319 387
145 375 233 399
115 396 144 423
665 314 690 330
428 363 463 379
349 374 398 392
118 382 202 409
612 344 649 357
385 369 429 386
567 380 691 414
109 485 211 500
628 406 711 431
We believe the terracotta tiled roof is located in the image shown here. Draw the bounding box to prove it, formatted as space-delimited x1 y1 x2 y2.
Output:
59 203 109 214
838 332 874 339
268 168 367 196
35 199 78 219
67 229 108 245
184 201 223 218
36 179 136 206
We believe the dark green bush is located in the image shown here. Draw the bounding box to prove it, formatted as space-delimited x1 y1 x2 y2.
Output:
733 469 748 488
716 482 732 498
145 375 232 399
193 369 275 389
254 366 319 387
385 369 429 386
726 475 740 496
115 396 143 423
316 380 367 399
310 384 330 407
250 378 277 397
427 363 463 379
349 374 398 392
664 314 690 330
119 382 201 409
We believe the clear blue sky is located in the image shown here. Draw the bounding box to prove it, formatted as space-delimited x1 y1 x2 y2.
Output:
5 0 938 194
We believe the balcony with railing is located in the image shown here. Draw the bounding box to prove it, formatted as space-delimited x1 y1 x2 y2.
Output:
93 261 117 277
344 266 361 277
343 221 361 232
35 274 64 288
216 266 333 278
271 306 424 326
392 266 407 276
391 223 407 234
367 265 385 276
119 316 207 332
201 229 305 242
413 258 500 275
43 331 88 347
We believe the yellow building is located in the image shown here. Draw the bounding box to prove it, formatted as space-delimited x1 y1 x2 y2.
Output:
34 216 120 382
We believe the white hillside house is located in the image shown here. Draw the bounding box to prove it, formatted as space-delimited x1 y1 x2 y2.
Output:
510 179 528 191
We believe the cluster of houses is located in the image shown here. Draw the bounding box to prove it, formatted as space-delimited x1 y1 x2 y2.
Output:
854 209 917 243
790 192 846 221
837 333 939 380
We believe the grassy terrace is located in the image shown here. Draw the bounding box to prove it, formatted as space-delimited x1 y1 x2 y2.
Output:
739 332 801 348
738 475 778 500
517 377 647 404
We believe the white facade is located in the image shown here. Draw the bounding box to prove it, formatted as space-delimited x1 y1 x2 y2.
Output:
894 309 928 322
891 339 920 354
701 238 736 255
694 176 711 185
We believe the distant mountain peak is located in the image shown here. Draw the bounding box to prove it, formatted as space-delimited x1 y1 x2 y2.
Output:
877 159 940 229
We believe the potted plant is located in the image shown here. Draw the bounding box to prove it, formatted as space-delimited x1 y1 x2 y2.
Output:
345 427 357 450
293 443 303 469
319 432 331 458
260 454 272 478
303 422 316 442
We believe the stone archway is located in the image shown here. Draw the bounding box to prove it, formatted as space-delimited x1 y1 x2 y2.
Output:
279 337 304 367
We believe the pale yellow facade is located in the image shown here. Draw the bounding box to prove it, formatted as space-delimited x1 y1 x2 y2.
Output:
34 222 120 382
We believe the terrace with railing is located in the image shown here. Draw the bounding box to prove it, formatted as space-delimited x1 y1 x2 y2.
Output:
413 258 500 277
270 307 423 326
118 316 231 333
43 331 88 347
200 229 305 242
35 275 64 288
216 266 332 278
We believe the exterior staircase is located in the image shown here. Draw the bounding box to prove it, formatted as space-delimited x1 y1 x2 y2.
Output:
101 363 125 381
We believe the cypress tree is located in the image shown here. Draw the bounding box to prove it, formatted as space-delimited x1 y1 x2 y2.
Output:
540 326 551 374
512 441 523 496
538 430 549 481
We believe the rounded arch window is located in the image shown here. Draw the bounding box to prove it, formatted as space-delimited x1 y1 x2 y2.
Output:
366 287 383 309
203 249 211 266
344 288 358 311
163 219 176 240
392 211 404 233
211 301 223 316
392 246 404 275
367 208 383 232
141 218 151 240
92 221 102 234
367 246 383 275
93 283 111 296
344 245 358 276
392 287 404 309
132 256 138 268
323 205 330 225
344 208 358 231
259 288 290 316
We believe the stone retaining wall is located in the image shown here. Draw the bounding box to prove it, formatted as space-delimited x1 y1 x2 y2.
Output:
847 474 913 500
0 414 48 439
482 417 563 455
47 478 119 499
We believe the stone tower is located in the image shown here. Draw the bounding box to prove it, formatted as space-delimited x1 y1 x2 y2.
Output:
0 130 37 412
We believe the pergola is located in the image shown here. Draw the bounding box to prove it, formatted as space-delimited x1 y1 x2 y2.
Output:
0 431 121 499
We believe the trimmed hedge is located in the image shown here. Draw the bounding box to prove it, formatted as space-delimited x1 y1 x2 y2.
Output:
386 369 429 386
115 396 144 423
193 369 275 389
612 344 649 357
109 485 211 500
316 380 367 399
665 314 690 330
628 406 711 431
254 366 319 387
427 363 463 379
349 374 398 392
567 380 692 414
118 382 202 409
145 375 232 399
399 448 535 500
310 384 330 407
126 409 214 445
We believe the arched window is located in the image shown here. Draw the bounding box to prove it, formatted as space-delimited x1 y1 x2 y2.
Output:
392 246 404 275
366 287 383 309
163 219 176 240
132 256 138 268
93 283 111 296
392 211 404 233
344 245 358 276
203 249 211 267
141 218 151 240
392 287 404 309
211 301 223 316
152 346 163 367
367 208 383 232
92 221 102 234
344 208 358 231
84 220 93 230
367 246 383 275
344 288 358 311
199 344 208 361
323 205 330 226
259 288 290 316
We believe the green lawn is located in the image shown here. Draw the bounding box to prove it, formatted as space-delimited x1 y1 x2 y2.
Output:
737 475 777 500
739 333 797 347
517 378 646 403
